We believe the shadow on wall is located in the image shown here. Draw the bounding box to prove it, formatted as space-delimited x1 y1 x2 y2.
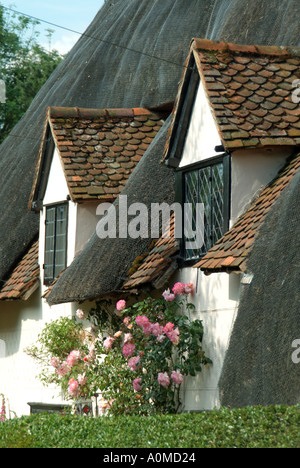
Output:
0 288 43 358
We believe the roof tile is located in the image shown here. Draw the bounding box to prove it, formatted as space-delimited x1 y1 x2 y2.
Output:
0 240 39 301
163 39 300 161
47 107 164 203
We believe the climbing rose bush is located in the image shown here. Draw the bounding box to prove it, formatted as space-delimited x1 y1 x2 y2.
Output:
90 282 212 414
26 283 211 415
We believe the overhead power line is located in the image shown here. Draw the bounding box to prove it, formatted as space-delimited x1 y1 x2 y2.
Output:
0 4 192 145
1 5 191 71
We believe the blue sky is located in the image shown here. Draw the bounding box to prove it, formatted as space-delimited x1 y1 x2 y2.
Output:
1 1 104 54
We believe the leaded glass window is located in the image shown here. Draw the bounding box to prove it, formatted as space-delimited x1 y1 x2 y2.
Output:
181 155 230 262
44 203 68 285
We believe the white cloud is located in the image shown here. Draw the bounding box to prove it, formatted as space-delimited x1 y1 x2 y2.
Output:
50 33 80 55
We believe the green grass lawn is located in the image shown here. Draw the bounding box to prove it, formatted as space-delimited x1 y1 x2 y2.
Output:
0 405 299 448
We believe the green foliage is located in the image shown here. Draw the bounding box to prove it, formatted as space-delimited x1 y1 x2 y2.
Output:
26 316 85 361
0 405 299 448
25 316 88 388
0 4 63 142
25 288 212 415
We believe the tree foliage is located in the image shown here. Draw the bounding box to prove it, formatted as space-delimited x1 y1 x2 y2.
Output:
0 5 63 143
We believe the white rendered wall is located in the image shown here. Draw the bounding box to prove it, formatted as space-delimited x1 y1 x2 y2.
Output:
172 268 241 411
75 202 100 256
179 81 222 168
175 81 291 411
0 287 73 417
230 148 290 224
0 151 75 417
0 150 78 417
43 149 70 205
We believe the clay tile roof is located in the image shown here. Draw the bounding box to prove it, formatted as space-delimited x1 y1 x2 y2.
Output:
194 152 300 273
123 213 179 291
30 107 165 206
0 239 39 301
163 39 300 162
50 107 165 202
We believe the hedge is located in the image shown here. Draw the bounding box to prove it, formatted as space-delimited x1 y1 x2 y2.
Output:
0 405 299 448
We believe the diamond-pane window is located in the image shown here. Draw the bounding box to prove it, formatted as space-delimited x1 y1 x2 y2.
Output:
44 203 68 285
182 155 230 262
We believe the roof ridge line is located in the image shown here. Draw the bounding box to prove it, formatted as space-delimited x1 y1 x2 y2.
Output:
191 38 298 57
47 106 156 120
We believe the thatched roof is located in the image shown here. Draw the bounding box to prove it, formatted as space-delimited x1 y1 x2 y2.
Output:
1 0 300 291
123 213 178 292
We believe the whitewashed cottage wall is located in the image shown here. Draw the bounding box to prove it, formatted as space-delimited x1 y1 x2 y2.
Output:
0 286 73 417
173 81 290 411
0 149 100 417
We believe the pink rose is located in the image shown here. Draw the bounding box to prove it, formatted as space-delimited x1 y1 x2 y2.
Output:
133 378 142 392
128 356 141 372
78 374 87 386
124 333 133 343
114 330 123 338
171 370 184 385
135 316 149 328
151 323 165 342
184 283 194 295
66 350 81 368
116 300 126 311
56 361 70 377
157 372 170 387
68 378 80 398
163 322 175 335
142 322 153 336
163 323 180 344
103 336 115 351
122 343 136 358
162 289 176 302
172 282 185 295
76 309 85 320
168 328 180 344
123 316 132 328
50 357 60 369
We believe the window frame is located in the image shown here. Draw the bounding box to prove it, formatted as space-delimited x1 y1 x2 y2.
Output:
175 153 231 267
43 201 69 286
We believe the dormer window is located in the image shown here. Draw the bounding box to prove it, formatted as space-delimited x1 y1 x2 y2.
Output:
44 203 68 285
